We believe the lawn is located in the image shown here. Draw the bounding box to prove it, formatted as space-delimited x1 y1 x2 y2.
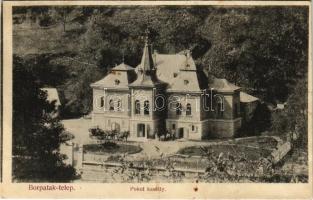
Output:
83 142 142 155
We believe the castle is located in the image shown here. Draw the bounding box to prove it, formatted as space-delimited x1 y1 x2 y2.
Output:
90 34 258 140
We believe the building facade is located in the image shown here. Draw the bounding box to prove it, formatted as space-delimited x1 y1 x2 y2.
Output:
91 36 249 140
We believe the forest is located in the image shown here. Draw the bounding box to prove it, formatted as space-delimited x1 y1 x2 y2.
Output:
13 6 308 116
12 5 309 182
13 5 308 135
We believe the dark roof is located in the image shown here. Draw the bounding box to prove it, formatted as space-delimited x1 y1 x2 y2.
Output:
129 38 164 87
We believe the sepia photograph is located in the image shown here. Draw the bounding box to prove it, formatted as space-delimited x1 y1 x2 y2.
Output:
8 2 310 186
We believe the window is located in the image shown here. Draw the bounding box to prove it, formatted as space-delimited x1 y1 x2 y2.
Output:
115 79 120 85
184 80 189 85
100 96 104 108
172 124 176 130
173 73 178 78
135 100 140 114
109 99 114 111
192 125 195 131
186 103 191 116
217 102 223 118
117 99 121 111
176 103 182 115
144 100 149 115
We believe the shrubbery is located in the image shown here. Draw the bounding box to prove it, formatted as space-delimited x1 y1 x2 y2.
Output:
13 56 77 182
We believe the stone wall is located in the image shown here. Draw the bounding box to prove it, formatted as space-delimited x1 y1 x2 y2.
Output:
207 118 242 138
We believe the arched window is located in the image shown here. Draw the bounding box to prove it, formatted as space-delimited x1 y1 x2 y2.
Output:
100 96 104 108
176 103 182 115
117 99 121 111
186 103 191 116
144 100 149 115
135 100 140 114
109 99 114 111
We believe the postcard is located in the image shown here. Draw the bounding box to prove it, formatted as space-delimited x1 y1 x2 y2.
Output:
1 1 312 198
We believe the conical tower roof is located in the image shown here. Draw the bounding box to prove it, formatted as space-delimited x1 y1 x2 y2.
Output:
129 31 164 88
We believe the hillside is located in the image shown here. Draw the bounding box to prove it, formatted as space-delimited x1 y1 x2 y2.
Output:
13 6 308 117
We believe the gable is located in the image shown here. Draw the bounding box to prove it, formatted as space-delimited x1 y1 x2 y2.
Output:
91 63 136 89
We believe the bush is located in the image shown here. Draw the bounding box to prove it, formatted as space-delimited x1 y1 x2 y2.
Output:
101 141 118 149
237 103 272 137
83 143 142 155
39 15 56 27
60 131 75 142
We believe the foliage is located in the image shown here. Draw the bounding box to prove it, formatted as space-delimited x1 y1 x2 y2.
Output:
83 142 142 155
198 149 307 183
89 127 130 141
13 6 308 116
177 144 272 161
238 103 272 136
54 6 75 32
12 55 77 182
91 146 307 183
60 131 75 142
271 78 308 146
38 14 57 27
57 58 104 117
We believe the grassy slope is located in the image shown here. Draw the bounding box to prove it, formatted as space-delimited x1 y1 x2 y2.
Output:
13 20 103 116
13 23 85 55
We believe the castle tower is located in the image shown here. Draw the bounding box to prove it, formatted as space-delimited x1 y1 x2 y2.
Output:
128 30 167 140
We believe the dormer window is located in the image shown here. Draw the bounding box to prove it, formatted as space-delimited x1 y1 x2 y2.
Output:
115 79 120 85
184 80 189 85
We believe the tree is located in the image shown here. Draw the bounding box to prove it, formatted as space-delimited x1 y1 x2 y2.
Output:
13 55 76 182
285 78 308 146
271 78 308 146
238 103 272 137
55 6 74 32
13 6 308 118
